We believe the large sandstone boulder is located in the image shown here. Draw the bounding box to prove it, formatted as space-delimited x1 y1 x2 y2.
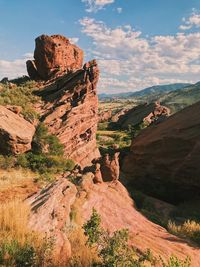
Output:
123 101 200 203
37 59 100 167
0 106 35 154
27 34 84 80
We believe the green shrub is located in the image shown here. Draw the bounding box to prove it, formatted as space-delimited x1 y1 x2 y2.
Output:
0 241 37 267
83 209 152 266
0 236 54 267
33 123 64 156
16 153 75 177
83 210 191 267
159 255 191 267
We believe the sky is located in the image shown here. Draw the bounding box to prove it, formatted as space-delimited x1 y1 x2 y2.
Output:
1 0 200 93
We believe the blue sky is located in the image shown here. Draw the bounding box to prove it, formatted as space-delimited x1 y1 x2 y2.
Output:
1 0 200 93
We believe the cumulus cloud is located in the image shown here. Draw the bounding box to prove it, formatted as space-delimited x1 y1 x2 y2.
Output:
0 53 32 80
80 17 200 93
179 11 200 30
82 0 114 13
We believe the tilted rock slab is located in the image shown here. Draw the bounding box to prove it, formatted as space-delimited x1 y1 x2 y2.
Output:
0 105 35 154
27 34 83 80
28 175 200 265
28 179 77 262
37 60 100 167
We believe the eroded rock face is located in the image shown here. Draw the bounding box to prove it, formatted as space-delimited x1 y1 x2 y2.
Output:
123 101 200 203
37 59 100 167
0 106 35 154
28 179 77 263
27 34 84 80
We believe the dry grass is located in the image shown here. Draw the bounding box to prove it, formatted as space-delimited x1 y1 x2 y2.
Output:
0 198 53 266
67 227 100 267
0 168 37 192
0 199 35 245
168 220 200 245
0 168 39 203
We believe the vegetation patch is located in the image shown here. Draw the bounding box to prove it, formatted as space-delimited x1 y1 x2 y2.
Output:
0 80 40 122
168 220 200 246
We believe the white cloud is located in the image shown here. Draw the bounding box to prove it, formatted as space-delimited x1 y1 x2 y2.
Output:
69 37 79 44
0 53 32 80
116 7 122 14
82 0 114 13
179 11 200 30
80 17 200 93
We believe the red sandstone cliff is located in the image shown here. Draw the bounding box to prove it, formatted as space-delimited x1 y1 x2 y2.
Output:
37 60 100 167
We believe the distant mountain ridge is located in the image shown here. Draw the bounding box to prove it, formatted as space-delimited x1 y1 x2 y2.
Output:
161 81 200 113
99 83 191 100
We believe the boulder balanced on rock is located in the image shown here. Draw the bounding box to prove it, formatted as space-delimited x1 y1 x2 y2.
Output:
26 34 84 81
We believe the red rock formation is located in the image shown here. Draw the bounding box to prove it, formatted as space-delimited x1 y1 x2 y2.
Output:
37 59 100 167
0 105 35 154
28 178 77 263
27 34 83 80
117 102 170 129
123 101 200 202
111 108 129 122
94 163 103 183
28 175 200 265
100 152 120 182
98 109 112 122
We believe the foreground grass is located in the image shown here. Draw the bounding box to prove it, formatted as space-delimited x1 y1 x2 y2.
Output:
0 199 53 266
0 168 37 192
168 220 200 246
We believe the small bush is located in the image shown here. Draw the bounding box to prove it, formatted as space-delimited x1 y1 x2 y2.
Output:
83 209 153 266
159 255 191 267
32 123 64 156
16 153 75 178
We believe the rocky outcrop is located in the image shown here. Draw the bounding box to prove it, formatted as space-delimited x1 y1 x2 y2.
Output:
0 105 35 154
111 108 129 122
100 152 120 182
123 101 200 203
27 34 83 80
98 109 112 122
28 178 77 263
28 175 200 265
37 59 100 167
117 102 170 129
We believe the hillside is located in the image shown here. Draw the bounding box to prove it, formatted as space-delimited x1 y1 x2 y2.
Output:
161 82 200 113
